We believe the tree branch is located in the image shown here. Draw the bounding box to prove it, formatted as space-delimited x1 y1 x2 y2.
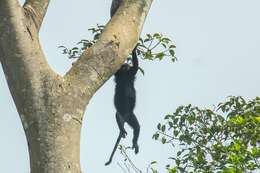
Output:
0 0 21 17
23 0 50 31
64 0 153 98
0 0 59 110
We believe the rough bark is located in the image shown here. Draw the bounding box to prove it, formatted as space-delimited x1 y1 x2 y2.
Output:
0 0 153 172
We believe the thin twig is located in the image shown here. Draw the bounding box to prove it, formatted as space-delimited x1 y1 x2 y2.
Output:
117 162 128 173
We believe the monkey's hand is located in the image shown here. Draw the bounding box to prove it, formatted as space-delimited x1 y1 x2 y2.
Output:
120 130 127 138
132 143 139 154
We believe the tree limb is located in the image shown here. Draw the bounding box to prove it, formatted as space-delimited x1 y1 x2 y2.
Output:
23 0 50 31
0 0 21 18
64 0 153 98
0 0 59 109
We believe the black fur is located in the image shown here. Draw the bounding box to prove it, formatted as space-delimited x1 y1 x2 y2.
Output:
105 48 140 166
105 0 140 166
114 47 140 150
110 0 122 17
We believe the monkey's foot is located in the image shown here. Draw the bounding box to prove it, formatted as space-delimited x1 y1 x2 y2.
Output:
120 131 127 138
132 144 139 154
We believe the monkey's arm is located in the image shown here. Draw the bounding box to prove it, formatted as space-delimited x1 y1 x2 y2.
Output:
130 47 139 75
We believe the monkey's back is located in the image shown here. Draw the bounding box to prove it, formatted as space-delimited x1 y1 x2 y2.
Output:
114 76 136 115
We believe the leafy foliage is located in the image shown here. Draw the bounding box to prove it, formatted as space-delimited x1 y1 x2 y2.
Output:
153 96 260 173
116 96 260 173
137 33 176 62
58 24 104 59
59 24 177 62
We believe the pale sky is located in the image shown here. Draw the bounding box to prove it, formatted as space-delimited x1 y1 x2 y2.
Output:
1 0 260 173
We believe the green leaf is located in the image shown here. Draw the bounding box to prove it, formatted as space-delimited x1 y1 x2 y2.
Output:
150 161 157 165
162 137 167 144
152 133 159 140
162 125 166 132
173 130 179 137
169 49 175 57
156 52 165 60
157 123 161 130
169 44 176 48
153 33 161 38
168 167 177 173
177 151 182 156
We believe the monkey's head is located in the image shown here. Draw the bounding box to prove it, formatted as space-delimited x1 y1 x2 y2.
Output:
119 63 130 72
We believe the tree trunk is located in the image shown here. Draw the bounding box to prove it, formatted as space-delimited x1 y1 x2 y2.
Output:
22 76 86 173
0 0 153 172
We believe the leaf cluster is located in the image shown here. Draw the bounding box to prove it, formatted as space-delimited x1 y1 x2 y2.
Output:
58 24 104 59
137 33 176 62
153 96 260 173
58 24 177 63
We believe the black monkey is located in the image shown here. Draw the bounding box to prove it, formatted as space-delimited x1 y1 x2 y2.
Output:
110 0 122 17
105 0 140 166
105 47 140 166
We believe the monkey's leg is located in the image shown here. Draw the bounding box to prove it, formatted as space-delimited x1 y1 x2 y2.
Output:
105 133 122 166
116 112 127 138
128 113 140 154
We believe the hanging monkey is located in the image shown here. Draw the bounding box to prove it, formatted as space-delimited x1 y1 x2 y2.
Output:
105 0 140 166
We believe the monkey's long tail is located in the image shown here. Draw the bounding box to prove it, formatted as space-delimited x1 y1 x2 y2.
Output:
105 133 122 166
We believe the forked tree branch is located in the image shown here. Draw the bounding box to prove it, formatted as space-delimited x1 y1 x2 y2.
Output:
64 0 153 98
23 0 50 31
0 1 153 171
0 0 153 109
